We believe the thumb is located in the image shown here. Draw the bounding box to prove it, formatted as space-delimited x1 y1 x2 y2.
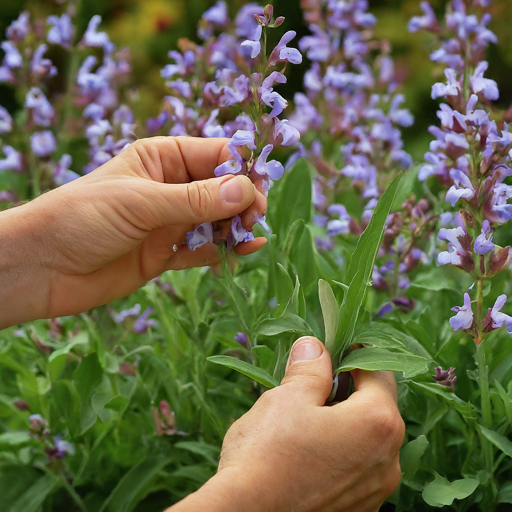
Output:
280 337 333 406
143 175 256 226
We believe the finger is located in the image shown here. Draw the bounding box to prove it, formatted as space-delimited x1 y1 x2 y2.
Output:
143 174 256 226
241 188 268 230
234 237 267 256
166 242 221 270
350 369 398 405
279 337 333 406
123 136 231 184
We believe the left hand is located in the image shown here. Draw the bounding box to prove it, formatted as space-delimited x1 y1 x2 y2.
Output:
0 136 266 328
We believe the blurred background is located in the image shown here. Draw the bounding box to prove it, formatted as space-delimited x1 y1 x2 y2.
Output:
1 0 512 162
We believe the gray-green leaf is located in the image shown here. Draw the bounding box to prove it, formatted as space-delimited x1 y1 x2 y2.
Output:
318 280 339 353
422 473 479 507
478 425 512 458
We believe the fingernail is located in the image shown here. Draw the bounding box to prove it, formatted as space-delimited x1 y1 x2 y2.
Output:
220 177 244 203
290 338 322 363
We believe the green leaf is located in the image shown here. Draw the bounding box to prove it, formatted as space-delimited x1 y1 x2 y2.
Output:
100 456 171 512
335 347 428 378
274 263 294 312
400 435 429 482
274 158 312 240
6 474 59 512
318 280 339 353
410 382 477 420
207 355 279 389
494 379 512 424
0 431 32 447
289 225 317 292
47 332 89 381
478 425 512 458
289 275 307 319
104 395 130 414
256 312 314 337
498 481 512 504
422 473 479 507
352 323 433 361
52 380 80 437
252 345 277 374
334 174 402 361
283 219 305 259
175 441 220 467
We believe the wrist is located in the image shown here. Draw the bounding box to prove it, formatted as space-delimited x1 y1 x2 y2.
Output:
167 467 269 512
0 204 50 329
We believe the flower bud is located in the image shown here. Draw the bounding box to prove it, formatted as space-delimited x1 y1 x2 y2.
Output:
486 246 512 277
273 16 285 28
264 4 274 22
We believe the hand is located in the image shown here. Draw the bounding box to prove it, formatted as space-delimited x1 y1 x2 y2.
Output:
169 337 405 512
0 136 267 328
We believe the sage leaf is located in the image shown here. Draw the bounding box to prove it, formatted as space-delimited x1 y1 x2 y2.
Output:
318 279 339 353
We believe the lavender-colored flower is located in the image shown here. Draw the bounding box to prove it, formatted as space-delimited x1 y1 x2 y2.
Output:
445 169 475 207
449 293 474 331
274 118 300 147
215 130 256 176
228 214 254 248
30 131 56 158
166 78 192 98
268 31 302 66
112 304 142 324
326 204 351 237
241 25 262 58
474 220 495 255
46 435 75 460
1 41 22 68
47 14 74 49
29 414 48 432
431 68 461 99
408 2 438 33
81 15 113 50
254 144 284 181
438 226 469 267
134 307 157 334
30 44 57 78
234 332 249 345
489 295 512 334
6 11 30 42
25 87 55 127
432 366 457 390
0 146 22 172
470 61 499 101
187 222 214 251
0 106 12 134
235 3 264 39
53 155 79 186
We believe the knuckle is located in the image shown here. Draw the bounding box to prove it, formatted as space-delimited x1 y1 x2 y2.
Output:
187 181 213 218
382 459 402 496
367 404 404 444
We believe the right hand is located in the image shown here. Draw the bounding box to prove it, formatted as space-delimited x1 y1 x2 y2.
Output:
217 336 405 512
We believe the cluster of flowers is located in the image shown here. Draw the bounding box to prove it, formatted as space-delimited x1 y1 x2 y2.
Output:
285 0 435 314
0 3 134 199
27 413 75 461
410 0 512 341
146 2 301 251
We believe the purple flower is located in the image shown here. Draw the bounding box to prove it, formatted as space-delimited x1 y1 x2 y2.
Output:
274 118 300 147
134 307 157 334
261 90 288 118
489 295 512 334
254 214 270 232
81 16 113 51
449 293 474 331
0 145 22 172
234 332 249 345
187 222 214 251
241 25 262 58
161 50 195 79
470 61 499 101
408 2 437 33
438 226 470 267
30 44 57 78
53 155 79 186
29 414 48 432
1 41 22 68
146 111 168 135
7 11 30 42
46 436 75 460
432 366 457 390
254 144 284 181
47 14 73 49
326 204 351 237
112 304 142 324
166 78 192 98
0 106 12 134
228 215 254 249
215 130 256 176
299 25 330 62
198 0 229 39
235 4 264 39
269 31 302 66
431 68 461 99
474 220 495 255
25 87 55 127
445 169 475 207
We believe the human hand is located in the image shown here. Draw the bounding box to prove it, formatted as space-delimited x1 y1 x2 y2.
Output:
169 337 405 512
0 136 267 328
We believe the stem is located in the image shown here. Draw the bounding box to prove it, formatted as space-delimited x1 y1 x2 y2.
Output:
59 473 88 512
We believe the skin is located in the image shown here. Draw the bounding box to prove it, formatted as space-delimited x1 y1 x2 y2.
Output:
0 136 404 511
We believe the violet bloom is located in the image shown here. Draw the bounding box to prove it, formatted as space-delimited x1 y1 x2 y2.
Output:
241 25 262 58
449 293 474 331
490 295 512 334
228 215 254 248
234 332 249 345
30 44 57 78
215 130 256 176
25 87 55 127
235 3 264 39
445 169 475 207
30 131 57 158
326 204 351 237
6 11 30 42
431 68 461 99
474 220 495 255
438 226 468 266
470 61 499 101
274 119 300 147
112 304 142 324
268 31 302 66
0 106 12 134
47 14 74 49
134 307 157 334
81 16 113 51
53 154 79 186
432 366 457 390
187 222 214 251
29 414 48 432
46 435 75 460
408 2 437 33
1 41 22 68
0 146 22 172
254 144 284 181
198 1 229 40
